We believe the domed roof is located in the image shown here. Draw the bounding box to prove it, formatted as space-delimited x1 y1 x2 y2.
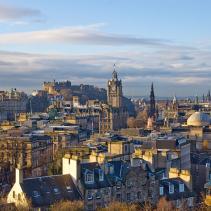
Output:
187 111 210 127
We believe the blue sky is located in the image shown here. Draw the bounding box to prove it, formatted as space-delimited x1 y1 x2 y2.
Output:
0 0 211 96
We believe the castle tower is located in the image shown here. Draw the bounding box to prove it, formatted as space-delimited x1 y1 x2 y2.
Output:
107 65 123 108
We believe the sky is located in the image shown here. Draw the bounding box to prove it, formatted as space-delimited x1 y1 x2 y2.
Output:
0 0 211 97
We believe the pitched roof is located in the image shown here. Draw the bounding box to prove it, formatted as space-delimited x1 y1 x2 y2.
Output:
80 162 111 189
21 174 82 207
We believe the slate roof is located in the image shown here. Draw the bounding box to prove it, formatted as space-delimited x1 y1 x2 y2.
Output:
21 174 82 208
191 153 211 165
105 160 147 184
80 162 111 189
80 160 152 190
106 160 130 182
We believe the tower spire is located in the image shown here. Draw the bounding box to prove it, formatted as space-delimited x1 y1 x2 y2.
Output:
149 82 156 118
112 64 118 80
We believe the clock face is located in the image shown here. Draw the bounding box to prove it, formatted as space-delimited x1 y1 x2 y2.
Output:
111 86 116 92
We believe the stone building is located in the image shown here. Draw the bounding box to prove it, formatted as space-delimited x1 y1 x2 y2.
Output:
0 89 28 121
0 134 53 178
99 70 128 133
43 80 72 94
172 111 211 151
159 178 196 208
107 70 122 108
62 154 158 210
133 135 191 173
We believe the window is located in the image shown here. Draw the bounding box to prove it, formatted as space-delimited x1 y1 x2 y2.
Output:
99 169 104 182
85 173 94 184
188 197 193 207
124 145 128 153
109 165 114 174
127 193 131 201
169 183 174 194
53 188 60 194
33 191 40 198
179 183 184 193
87 191 93 200
116 193 121 200
96 191 101 199
87 204 93 211
176 199 180 208
13 191 15 198
18 193 21 200
159 186 164 196
137 191 141 199
116 181 121 189
66 186 72 192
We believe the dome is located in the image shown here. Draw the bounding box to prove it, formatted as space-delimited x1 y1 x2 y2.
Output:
187 111 210 127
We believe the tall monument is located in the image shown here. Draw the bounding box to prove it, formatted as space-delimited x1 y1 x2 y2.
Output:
149 83 156 118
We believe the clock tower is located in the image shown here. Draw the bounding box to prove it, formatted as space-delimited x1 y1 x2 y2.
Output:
107 67 123 108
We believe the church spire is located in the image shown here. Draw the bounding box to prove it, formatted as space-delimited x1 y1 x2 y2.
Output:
149 83 156 118
112 64 118 80
207 90 211 102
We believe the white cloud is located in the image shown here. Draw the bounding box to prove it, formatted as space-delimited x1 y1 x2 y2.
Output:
175 77 211 85
0 48 211 96
0 24 171 47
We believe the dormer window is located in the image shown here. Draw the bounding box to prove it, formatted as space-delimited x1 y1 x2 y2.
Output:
99 169 104 182
116 181 121 189
53 188 60 195
96 191 101 199
66 186 73 192
87 191 93 200
33 190 40 198
159 186 164 196
169 183 174 194
179 183 184 193
85 172 94 184
109 165 114 174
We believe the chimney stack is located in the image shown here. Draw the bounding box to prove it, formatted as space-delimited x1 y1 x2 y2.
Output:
15 165 23 184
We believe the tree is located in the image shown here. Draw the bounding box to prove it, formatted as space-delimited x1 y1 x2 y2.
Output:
135 109 148 128
59 89 72 101
127 117 136 128
156 197 174 211
50 200 84 211
98 201 140 211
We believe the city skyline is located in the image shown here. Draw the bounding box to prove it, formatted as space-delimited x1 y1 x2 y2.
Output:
1 0 211 96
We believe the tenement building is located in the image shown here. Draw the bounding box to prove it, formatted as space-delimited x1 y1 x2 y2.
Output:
0 133 53 178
